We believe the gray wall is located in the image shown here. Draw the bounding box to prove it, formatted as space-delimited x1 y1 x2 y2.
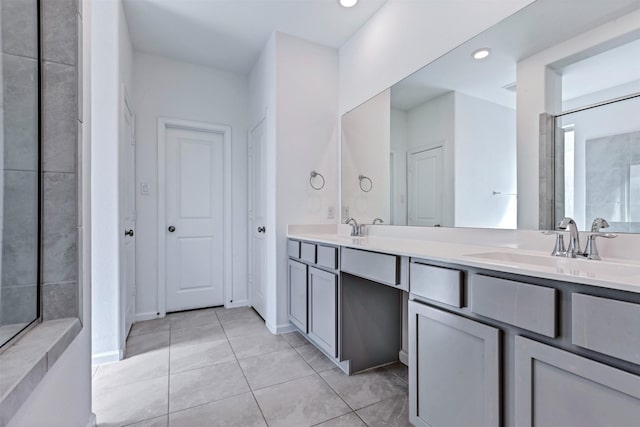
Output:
1 0 80 324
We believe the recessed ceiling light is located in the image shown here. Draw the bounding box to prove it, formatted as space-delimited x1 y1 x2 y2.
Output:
340 0 358 7
472 48 491 60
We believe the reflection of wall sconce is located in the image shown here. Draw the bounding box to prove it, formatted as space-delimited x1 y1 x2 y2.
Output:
310 171 325 191
359 174 373 192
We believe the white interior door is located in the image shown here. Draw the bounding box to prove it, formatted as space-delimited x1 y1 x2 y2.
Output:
408 145 443 227
249 120 266 318
165 127 224 312
121 94 135 340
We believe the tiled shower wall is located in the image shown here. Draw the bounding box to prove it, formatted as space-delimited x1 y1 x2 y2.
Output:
1 0 80 322
586 131 640 233
1 0 40 325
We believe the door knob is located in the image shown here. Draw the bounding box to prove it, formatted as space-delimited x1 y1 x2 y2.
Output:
168 226 176 233
257 226 266 233
124 229 134 237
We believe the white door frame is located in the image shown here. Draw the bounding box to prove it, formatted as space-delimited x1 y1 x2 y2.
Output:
157 117 233 317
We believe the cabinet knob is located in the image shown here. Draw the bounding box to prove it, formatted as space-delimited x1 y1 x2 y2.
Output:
168 226 176 233
257 226 266 233
124 229 134 237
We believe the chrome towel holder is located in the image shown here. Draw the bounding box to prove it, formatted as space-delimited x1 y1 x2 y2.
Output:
359 174 373 192
310 171 325 190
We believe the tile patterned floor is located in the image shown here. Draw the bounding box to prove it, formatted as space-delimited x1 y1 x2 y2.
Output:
92 307 410 427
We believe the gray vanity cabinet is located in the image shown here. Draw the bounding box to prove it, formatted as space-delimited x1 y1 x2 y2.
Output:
409 301 501 427
288 259 308 332
308 266 338 357
515 335 640 427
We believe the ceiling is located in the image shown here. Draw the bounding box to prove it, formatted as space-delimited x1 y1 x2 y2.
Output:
122 0 388 74
390 0 640 111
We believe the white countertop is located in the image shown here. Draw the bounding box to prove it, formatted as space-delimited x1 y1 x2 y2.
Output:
287 231 640 295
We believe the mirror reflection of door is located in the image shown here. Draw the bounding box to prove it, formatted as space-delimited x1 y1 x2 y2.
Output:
408 145 443 226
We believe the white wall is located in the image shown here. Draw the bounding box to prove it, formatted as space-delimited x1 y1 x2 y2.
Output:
133 53 249 318
516 8 640 229
341 89 390 224
406 92 455 226
91 0 131 363
563 79 640 111
8 0 93 424
339 0 535 113
390 108 408 225
249 33 339 331
455 92 517 229
274 33 339 329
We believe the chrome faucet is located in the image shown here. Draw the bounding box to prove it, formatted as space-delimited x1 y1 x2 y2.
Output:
584 218 617 260
372 217 384 225
590 217 609 232
345 217 359 236
557 217 582 258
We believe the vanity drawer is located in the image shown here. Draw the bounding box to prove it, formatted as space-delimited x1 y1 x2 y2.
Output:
300 242 317 263
316 245 338 270
288 240 301 258
572 293 640 364
341 247 399 286
410 263 463 307
471 275 557 338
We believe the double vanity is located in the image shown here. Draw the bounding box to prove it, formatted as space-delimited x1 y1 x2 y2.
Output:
286 226 640 427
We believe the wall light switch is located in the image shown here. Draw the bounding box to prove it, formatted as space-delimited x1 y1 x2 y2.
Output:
140 182 151 195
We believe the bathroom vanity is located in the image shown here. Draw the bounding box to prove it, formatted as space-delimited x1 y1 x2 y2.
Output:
286 228 640 427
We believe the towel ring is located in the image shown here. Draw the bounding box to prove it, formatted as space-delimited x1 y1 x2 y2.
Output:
359 174 373 192
310 171 325 191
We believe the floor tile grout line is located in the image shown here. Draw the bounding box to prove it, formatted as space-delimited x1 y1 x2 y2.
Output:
234 341 296 363
249 371 318 394
164 391 258 420
309 411 358 427
165 314 254 418
167 321 172 419
224 321 270 427
316 368 358 412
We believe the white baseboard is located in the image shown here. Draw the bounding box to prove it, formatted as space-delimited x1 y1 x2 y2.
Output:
226 300 249 309
86 413 97 427
92 349 123 365
399 350 408 366
265 320 296 335
135 311 163 322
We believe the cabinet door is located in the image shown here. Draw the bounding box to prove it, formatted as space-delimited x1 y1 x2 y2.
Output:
308 267 338 357
515 336 640 427
288 259 308 333
409 301 500 427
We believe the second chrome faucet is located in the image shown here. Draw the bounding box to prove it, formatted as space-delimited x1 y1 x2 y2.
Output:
551 217 617 260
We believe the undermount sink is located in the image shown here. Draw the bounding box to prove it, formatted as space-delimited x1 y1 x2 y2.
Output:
465 251 640 279
467 251 559 268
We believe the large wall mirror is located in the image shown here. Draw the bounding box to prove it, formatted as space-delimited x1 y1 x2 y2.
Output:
1 0 41 349
341 0 640 231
